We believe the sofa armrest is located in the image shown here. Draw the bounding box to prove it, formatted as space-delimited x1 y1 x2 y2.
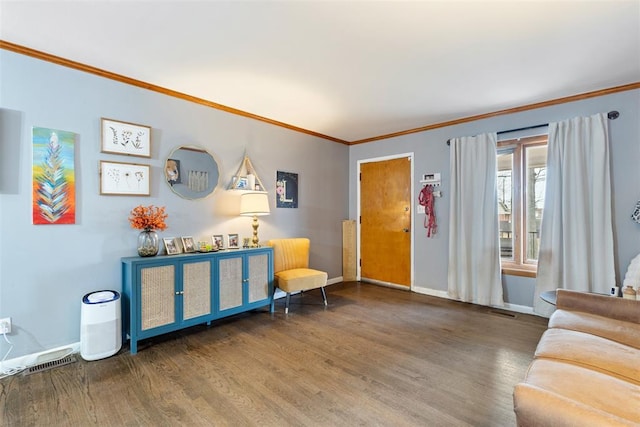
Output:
556 290 640 324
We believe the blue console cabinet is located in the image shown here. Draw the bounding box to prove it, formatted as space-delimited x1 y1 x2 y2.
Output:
122 247 273 354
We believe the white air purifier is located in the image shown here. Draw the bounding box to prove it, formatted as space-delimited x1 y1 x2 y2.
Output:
80 290 122 361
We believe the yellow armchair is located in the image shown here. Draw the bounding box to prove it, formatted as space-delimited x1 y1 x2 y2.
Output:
267 238 328 313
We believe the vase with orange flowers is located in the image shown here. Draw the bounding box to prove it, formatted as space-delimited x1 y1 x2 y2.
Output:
129 205 168 257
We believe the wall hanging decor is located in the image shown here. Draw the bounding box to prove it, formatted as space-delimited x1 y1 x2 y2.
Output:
101 118 151 158
100 160 150 196
32 126 76 225
276 171 298 208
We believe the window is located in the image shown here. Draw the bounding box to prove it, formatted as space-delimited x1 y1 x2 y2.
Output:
497 135 547 276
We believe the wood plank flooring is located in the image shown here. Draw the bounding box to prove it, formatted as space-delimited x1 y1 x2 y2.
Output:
0 282 548 426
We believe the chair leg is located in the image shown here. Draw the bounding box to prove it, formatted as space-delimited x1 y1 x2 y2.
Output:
320 287 328 306
285 293 291 314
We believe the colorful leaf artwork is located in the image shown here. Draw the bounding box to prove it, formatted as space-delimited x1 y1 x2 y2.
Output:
32 127 76 224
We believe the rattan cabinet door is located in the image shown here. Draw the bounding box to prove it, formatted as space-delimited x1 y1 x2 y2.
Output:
218 256 243 311
140 265 176 331
247 252 269 303
182 260 212 320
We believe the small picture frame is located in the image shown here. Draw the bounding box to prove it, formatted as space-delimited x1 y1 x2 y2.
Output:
233 176 249 189
242 237 251 248
101 118 151 158
181 236 196 253
227 233 240 249
212 235 224 250
163 237 181 255
99 160 150 196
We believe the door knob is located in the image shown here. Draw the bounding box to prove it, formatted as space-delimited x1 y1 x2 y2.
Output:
403 228 410 233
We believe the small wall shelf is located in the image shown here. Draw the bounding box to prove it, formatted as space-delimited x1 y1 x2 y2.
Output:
228 155 266 191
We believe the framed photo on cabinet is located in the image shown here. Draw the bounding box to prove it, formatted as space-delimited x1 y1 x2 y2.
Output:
227 233 239 249
181 236 196 253
212 234 224 250
163 237 181 255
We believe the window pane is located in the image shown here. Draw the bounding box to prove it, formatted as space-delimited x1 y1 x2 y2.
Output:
524 145 546 261
497 151 513 259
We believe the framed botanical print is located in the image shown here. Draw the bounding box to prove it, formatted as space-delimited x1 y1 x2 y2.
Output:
99 161 150 196
101 118 151 158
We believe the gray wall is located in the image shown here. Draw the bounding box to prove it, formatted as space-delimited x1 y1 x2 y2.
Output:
0 50 349 359
349 89 640 307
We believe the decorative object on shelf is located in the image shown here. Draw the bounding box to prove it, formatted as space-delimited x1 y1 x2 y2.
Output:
212 234 224 250
243 237 251 248
32 127 76 225
101 118 151 158
181 236 196 253
276 171 298 208
128 205 168 257
227 233 240 249
239 192 271 247
165 145 219 200
228 154 265 191
163 237 181 255
100 160 150 196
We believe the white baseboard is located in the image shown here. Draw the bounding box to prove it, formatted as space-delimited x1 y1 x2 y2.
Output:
1 342 80 373
411 285 540 316
411 286 449 299
327 276 342 286
502 302 536 316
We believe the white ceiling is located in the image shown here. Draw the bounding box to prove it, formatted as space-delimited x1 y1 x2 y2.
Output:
1 1 639 143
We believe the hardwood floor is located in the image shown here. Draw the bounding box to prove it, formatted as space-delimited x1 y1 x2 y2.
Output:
0 282 548 426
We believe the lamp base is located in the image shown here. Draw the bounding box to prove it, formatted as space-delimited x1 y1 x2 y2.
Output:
251 215 260 247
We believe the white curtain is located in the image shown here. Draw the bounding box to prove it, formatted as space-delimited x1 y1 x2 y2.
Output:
535 112 615 315
448 132 503 306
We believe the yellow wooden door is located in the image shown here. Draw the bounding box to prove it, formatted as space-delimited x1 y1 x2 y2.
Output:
360 156 412 287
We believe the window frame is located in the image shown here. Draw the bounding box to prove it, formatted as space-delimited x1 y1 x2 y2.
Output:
497 135 547 278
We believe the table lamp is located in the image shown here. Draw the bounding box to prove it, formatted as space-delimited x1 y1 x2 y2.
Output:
239 192 270 247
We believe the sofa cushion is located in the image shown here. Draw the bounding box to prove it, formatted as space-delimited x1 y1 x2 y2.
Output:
535 328 640 383
549 309 640 350
514 383 639 427
515 359 640 426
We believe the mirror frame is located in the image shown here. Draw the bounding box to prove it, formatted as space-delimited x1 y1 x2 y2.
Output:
165 145 220 200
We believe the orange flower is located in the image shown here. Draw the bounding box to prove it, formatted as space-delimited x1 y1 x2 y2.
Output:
128 205 168 231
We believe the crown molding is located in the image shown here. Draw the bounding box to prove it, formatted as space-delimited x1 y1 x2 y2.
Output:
2 40 638 147
0 40 349 145
348 82 640 145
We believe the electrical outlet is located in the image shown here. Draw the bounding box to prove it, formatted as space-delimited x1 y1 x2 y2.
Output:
417 205 425 214
0 317 11 334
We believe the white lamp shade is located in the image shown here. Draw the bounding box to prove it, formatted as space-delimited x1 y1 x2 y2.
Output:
239 192 270 216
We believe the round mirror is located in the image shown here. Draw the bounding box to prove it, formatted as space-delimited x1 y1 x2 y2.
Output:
165 145 220 200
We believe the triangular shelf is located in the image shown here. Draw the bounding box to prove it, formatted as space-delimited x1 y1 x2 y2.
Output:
227 155 266 191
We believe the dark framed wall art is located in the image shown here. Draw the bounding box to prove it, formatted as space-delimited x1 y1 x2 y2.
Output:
276 171 298 208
